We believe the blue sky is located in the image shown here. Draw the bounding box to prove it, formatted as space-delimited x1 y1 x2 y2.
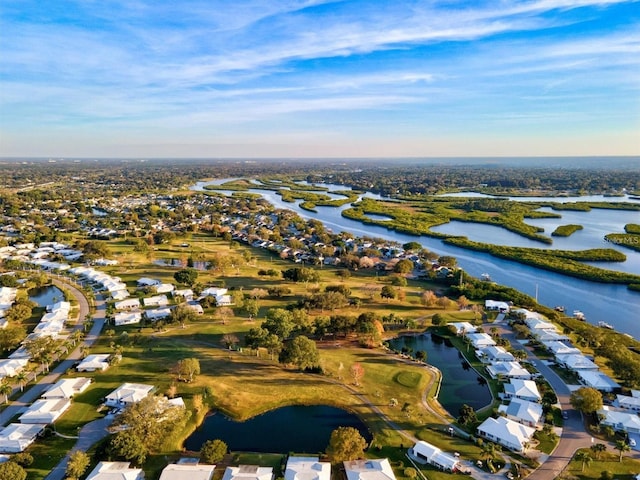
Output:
1 0 639 158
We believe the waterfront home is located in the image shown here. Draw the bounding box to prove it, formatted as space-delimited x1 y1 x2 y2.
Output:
19 398 72 424
503 379 542 403
86 462 145 480
159 463 215 480
498 399 543 428
577 370 620 392
143 295 169 307
409 441 461 472
555 354 599 371
76 354 110 372
485 300 510 313
598 406 640 434
105 383 154 408
542 341 581 357
284 456 331 480
222 465 274 480
449 322 476 336
477 345 515 364
534 330 570 342
344 459 397 480
467 333 497 349
487 362 532 380
0 423 46 453
47 301 71 314
114 311 142 326
477 416 535 452
145 307 172 322
114 298 141 310
524 317 558 333
617 393 640 412
42 377 91 399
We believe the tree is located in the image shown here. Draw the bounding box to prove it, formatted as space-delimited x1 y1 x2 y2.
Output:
175 358 201 382
575 450 592 472
614 440 630 462
394 259 414 275
200 439 228 464
0 379 13 403
216 306 234 325
458 404 477 426
403 242 422 252
570 387 603 414
380 285 397 300
415 350 427 363
326 426 368 462
106 431 147 465
65 450 90 480
279 336 320 370
170 303 197 328
351 363 365 386
590 443 606 460
243 299 260 319
457 295 469 310
0 326 26 353
421 290 437 307
221 334 239 350
174 268 198 286
0 461 27 480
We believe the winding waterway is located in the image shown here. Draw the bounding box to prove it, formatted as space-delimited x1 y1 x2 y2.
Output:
192 180 640 338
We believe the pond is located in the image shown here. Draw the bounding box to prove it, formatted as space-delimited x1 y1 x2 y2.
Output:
29 285 64 307
184 405 372 453
388 333 491 416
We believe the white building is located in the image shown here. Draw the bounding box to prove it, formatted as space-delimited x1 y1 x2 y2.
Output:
19 398 72 424
143 295 169 307
222 465 274 480
409 441 460 472
617 394 640 412
173 289 194 301
0 423 46 453
114 311 142 326
0 358 28 380
86 462 145 480
137 277 161 287
477 346 515 364
555 354 599 371
344 459 397 480
114 299 141 310
477 416 535 452
485 300 510 312
598 407 640 434
498 399 543 428
578 370 620 392
467 333 496 349
145 307 172 322
503 379 541 403
42 377 91 399
105 383 154 408
487 362 532 380
542 341 581 356
159 463 215 480
449 322 476 335
284 456 331 480
77 354 110 372
155 283 175 294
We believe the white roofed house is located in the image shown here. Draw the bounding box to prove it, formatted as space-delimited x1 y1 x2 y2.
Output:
155 283 175 294
223 465 274 480
19 398 72 424
477 346 515 364
467 333 497 349
145 307 172 322
555 354 599 371
173 288 194 301
114 298 141 310
485 300 510 312
503 379 542 403
487 362 533 380
477 416 535 452
0 358 28 380
343 459 397 480
284 456 331 480
76 354 110 372
449 322 476 336
160 463 215 480
114 311 142 326
617 393 640 412
143 295 169 307
578 371 620 392
498 399 543 428
105 383 154 408
598 406 640 434
86 461 145 480
137 277 161 287
42 377 91 399
409 441 461 472
199 287 234 306
0 423 47 453
542 341 581 357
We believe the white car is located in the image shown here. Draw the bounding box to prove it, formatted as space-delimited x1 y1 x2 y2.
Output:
629 438 636 447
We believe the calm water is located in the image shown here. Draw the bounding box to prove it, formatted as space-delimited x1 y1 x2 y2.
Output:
29 285 64 307
192 180 640 337
388 334 491 415
183 405 372 453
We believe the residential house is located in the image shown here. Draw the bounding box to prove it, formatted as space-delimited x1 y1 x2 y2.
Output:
145 307 172 322
542 341 581 357
199 287 234 306
185 302 204 315
487 362 532 380
155 283 175 294
477 346 515 364
0 423 47 453
503 379 541 403
143 295 169 307
467 333 496 349
114 311 142 326
19 398 72 424
617 393 640 412
173 288 194 301
598 407 640 434
555 354 599 371
86 462 145 480
343 459 397 480
76 354 110 372
578 371 620 392
222 465 274 480
0 358 28 380
159 463 215 480
477 416 535 452
42 377 91 399
449 322 476 336
137 277 161 287
409 441 460 472
284 456 331 480
524 317 558 333
105 383 154 408
498 399 543 428
485 300 510 312
115 298 141 310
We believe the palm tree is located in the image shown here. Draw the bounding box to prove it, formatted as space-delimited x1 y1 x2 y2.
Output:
14 371 27 392
590 443 606 460
0 379 13 404
481 442 499 471
615 440 631 463
575 450 592 472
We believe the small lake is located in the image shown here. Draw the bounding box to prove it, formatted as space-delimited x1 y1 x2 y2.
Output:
29 285 64 307
184 405 371 453
388 333 491 416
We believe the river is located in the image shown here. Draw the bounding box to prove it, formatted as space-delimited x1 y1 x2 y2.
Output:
192 180 640 338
